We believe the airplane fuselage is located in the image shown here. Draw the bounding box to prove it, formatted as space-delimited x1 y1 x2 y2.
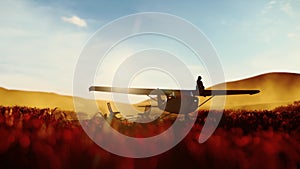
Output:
158 95 199 114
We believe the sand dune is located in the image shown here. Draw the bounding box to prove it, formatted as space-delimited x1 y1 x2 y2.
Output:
0 87 144 118
1 72 299 113
0 87 75 110
202 72 300 110
0 87 110 116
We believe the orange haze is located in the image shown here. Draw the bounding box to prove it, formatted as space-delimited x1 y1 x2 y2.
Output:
0 72 299 113
202 72 300 110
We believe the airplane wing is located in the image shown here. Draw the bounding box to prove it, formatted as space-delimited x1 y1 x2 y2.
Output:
89 86 260 96
89 86 182 95
200 90 260 96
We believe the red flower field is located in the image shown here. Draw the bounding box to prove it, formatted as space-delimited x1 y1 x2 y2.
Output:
0 102 299 169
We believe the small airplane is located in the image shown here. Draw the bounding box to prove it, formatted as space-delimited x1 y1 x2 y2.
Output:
89 76 260 114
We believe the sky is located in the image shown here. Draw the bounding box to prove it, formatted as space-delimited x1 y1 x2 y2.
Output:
1 0 300 98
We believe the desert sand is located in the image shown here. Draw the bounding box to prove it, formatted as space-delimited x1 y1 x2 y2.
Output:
0 72 299 114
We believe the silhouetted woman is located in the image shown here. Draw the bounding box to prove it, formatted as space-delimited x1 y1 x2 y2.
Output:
196 76 205 94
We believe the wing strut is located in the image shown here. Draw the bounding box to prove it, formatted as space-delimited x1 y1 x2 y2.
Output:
198 96 215 107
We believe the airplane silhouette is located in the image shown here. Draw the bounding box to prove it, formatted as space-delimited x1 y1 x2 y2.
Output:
89 76 260 114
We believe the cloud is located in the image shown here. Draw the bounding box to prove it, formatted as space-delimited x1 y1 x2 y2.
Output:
261 0 277 14
280 1 293 16
261 0 295 16
61 15 87 27
287 32 300 39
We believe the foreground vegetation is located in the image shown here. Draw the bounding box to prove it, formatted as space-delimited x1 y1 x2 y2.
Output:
0 102 299 169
